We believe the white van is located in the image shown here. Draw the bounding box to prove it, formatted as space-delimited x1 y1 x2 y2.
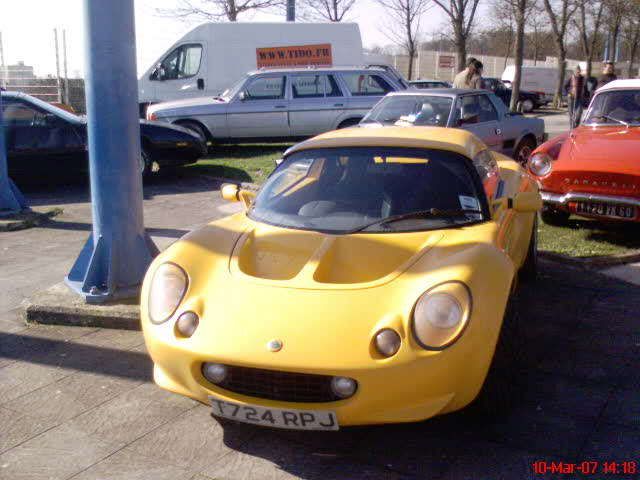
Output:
138 22 364 113
502 66 558 104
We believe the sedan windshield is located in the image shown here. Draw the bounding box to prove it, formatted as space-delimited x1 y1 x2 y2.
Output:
249 147 487 234
584 90 640 126
361 95 453 127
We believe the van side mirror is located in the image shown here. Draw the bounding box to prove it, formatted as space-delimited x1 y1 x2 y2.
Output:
150 64 166 81
511 191 542 212
238 91 247 101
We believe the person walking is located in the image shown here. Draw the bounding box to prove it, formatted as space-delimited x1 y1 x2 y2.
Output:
453 57 482 89
597 61 617 89
564 65 585 129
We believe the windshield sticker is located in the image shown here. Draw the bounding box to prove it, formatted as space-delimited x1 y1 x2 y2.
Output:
459 195 480 211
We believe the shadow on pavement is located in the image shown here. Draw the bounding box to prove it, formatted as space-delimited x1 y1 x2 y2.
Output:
35 218 189 239
0 332 152 382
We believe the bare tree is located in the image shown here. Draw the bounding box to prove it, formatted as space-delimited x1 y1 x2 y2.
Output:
376 0 432 79
298 0 358 21
574 0 604 80
542 0 579 107
494 0 534 110
603 0 626 61
157 0 283 22
432 0 482 71
622 3 640 77
527 11 550 64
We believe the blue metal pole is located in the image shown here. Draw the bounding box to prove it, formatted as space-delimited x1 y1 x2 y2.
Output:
0 92 26 212
66 0 158 303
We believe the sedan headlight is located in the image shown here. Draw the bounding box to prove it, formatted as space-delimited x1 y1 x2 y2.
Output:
148 263 188 324
412 282 472 350
528 152 553 177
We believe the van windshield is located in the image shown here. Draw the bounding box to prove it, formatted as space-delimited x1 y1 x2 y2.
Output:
221 76 248 100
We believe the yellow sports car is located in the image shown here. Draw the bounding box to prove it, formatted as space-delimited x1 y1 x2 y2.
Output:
141 126 541 430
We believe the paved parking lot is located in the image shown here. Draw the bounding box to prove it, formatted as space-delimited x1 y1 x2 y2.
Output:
1 119 638 479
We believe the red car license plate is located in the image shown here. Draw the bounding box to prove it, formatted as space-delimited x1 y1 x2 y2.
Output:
576 202 636 219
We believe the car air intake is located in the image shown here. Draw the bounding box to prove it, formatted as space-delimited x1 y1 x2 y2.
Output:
209 364 348 403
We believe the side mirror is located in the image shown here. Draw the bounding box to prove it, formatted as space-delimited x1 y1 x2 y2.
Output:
238 91 247 101
221 183 256 210
512 191 542 212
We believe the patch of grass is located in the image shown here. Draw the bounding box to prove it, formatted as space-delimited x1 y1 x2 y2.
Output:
186 144 290 185
539 217 640 257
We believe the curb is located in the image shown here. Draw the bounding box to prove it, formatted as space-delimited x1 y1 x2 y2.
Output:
22 283 140 330
0 208 63 232
539 250 640 267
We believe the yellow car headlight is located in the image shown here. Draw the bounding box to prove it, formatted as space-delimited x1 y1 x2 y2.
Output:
412 282 472 350
148 263 188 324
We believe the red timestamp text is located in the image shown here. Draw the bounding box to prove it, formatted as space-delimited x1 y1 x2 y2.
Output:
532 460 637 476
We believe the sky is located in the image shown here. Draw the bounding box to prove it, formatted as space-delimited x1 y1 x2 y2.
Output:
0 0 452 78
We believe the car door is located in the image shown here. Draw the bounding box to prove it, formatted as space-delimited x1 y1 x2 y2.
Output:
455 94 504 151
289 73 346 136
149 43 206 100
226 74 290 139
2 98 85 177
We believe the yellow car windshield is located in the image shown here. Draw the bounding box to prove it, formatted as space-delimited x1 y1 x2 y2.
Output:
250 147 487 234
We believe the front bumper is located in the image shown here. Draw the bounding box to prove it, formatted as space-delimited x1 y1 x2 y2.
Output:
541 190 640 220
145 319 499 427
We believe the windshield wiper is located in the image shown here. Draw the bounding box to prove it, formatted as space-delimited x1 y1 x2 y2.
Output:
590 114 629 127
347 208 483 234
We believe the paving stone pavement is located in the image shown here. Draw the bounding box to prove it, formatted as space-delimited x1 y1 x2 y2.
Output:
1 169 638 480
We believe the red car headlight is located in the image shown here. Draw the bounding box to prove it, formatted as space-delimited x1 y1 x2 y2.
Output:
529 152 553 177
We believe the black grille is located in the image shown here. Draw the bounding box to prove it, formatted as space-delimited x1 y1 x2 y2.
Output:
213 365 349 403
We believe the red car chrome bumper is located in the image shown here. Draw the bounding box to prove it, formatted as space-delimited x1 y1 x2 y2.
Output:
542 191 640 220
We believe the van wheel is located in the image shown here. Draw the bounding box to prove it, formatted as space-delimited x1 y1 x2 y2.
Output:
520 216 538 282
337 118 361 129
513 137 536 165
473 294 523 417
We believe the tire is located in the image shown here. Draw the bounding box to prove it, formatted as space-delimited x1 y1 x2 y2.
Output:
139 148 152 178
541 208 570 226
178 121 209 143
521 99 535 113
473 293 523 417
337 118 361 129
520 215 538 282
513 136 536 165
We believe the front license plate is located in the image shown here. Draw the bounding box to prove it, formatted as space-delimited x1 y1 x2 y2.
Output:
208 396 339 431
576 202 636 219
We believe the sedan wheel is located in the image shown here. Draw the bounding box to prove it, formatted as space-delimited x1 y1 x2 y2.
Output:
514 137 536 165
521 99 534 113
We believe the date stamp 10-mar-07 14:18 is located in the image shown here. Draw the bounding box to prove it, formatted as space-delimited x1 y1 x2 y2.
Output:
532 461 637 476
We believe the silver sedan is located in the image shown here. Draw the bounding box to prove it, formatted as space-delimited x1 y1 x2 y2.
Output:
360 89 546 163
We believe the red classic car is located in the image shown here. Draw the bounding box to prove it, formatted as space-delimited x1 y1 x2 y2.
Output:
528 79 640 224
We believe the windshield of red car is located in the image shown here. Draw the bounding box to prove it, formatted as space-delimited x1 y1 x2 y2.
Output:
249 147 487 234
584 90 640 126
361 95 453 127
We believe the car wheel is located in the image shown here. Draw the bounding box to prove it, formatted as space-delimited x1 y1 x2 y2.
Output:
521 99 535 113
520 215 538 282
179 121 209 144
513 137 536 165
541 208 570 226
139 148 152 178
473 293 523 417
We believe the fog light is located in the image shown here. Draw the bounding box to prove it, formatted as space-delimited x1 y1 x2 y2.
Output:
375 329 401 357
175 311 199 337
202 363 228 384
330 376 357 399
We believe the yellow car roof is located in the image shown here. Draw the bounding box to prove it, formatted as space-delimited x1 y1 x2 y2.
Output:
286 126 487 160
